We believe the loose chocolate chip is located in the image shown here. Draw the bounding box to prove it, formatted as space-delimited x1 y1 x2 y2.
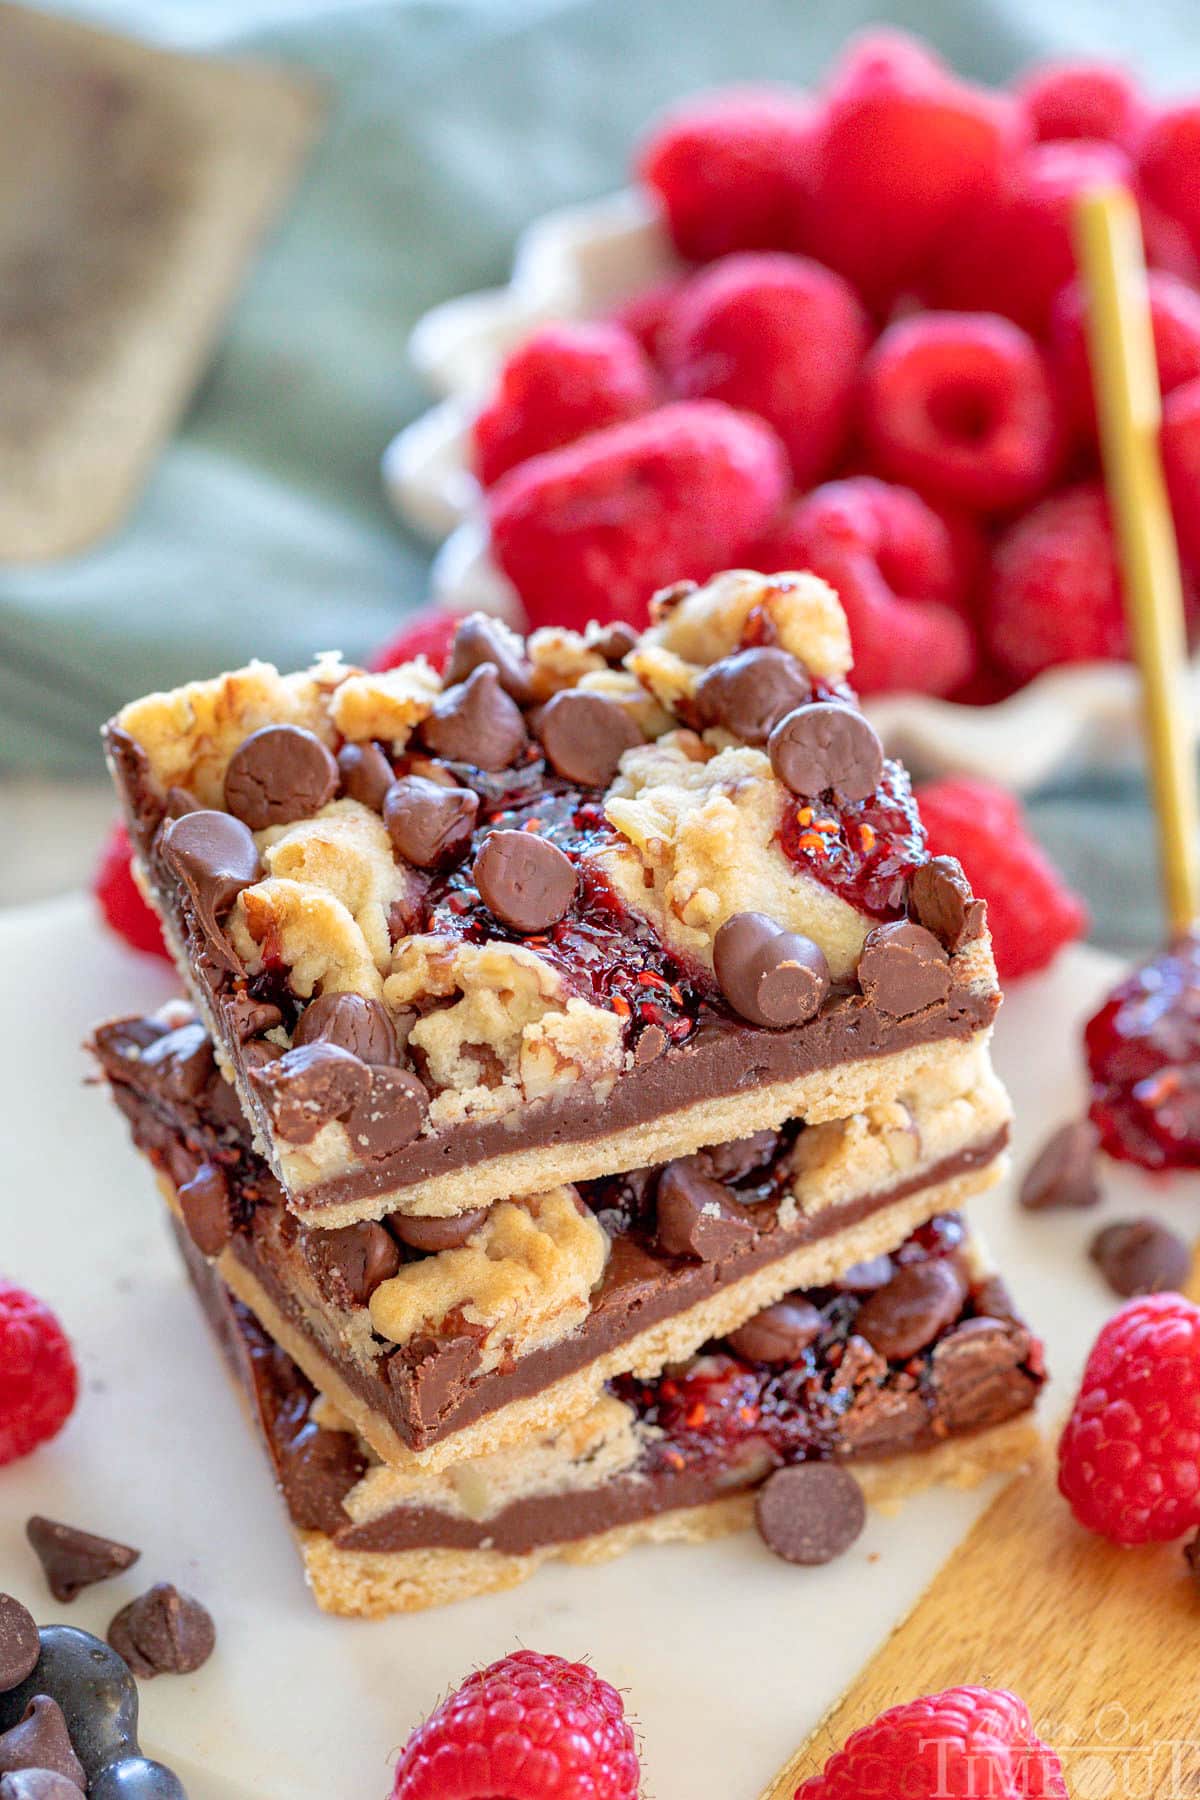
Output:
728 1299 823 1364
693 647 811 745
767 701 883 802
223 725 338 830
713 913 830 1029
0 1599 39 1695
443 614 535 704
0 1772 85 1799
1090 1217 1191 1298
106 1587 214 1682
384 776 478 868
420 666 528 771
389 1208 490 1253
536 690 644 788
1019 1120 1101 1212
25 1520 140 1605
277 1426 368 1535
0 1699 84 1789
654 1162 757 1261
754 1463 866 1566
248 1043 370 1146
473 830 577 933
855 1259 969 1361
301 1221 402 1307
837 1254 894 1294
337 741 394 813
292 993 398 1066
589 622 639 664
857 919 951 1017
343 1065 430 1160
177 1164 233 1258
909 855 985 954
158 810 260 970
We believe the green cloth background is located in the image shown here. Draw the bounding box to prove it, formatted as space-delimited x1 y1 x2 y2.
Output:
3 0 1196 950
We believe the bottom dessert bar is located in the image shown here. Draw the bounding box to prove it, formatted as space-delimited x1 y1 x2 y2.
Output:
175 1210 1045 1618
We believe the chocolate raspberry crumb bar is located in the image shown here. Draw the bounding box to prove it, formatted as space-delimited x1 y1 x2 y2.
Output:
102 573 1000 1229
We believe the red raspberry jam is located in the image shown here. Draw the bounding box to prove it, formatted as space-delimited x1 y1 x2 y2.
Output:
1085 932 1200 1171
778 758 928 918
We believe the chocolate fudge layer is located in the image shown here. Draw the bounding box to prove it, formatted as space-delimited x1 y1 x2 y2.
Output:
176 1212 1043 1617
96 1007 1010 1471
103 572 1001 1227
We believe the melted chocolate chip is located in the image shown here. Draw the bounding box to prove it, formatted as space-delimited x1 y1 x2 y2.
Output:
248 1043 370 1146
855 1258 968 1360
856 920 951 1017
158 810 260 971
106 1587 214 1681
223 725 338 830
292 994 398 1065
767 701 883 803
754 1463 866 1565
930 1317 1033 1433
420 666 528 770
0 1699 84 1789
1019 1120 1100 1212
337 742 394 813
277 1427 368 1535
384 776 478 868
728 1299 823 1364
713 913 830 1029
389 1208 490 1253
25 1520 140 1605
654 1162 756 1261
1089 1217 1191 1298
909 856 985 954
137 1024 214 1103
0 1600 39 1695
536 691 644 788
443 614 534 704
224 994 283 1043
473 830 577 933
693 647 811 745
177 1164 233 1257
301 1222 401 1307
343 1066 429 1160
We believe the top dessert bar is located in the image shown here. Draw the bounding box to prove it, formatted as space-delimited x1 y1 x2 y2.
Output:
104 570 999 1229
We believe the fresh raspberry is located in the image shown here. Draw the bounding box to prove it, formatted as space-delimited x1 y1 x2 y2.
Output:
916 777 1087 981
754 478 976 696
1017 59 1147 148
636 85 818 263
369 610 463 674
1051 271 1200 440
984 482 1128 682
929 138 1133 336
1162 376 1200 570
94 821 170 962
860 312 1061 512
800 30 1026 308
659 252 869 486
0 1281 79 1466
472 323 657 488
1138 104 1200 267
487 400 789 632
610 275 690 367
1058 1295 1200 1545
795 1685 1066 1799
390 1649 639 1800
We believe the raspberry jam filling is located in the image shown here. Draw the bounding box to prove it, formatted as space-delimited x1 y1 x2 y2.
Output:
1085 932 1200 1171
778 758 928 919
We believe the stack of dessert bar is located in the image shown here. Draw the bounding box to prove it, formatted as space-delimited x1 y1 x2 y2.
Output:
93 570 1043 1616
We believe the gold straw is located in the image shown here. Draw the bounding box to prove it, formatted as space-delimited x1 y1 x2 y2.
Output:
1075 185 1200 937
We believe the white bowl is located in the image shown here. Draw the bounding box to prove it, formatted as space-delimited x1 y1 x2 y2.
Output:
384 186 1200 790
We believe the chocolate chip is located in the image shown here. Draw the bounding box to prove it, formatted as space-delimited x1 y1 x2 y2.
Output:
389 1207 491 1253
728 1299 823 1364
0 1699 84 1789
930 1317 1034 1433
536 691 644 788
0 1598 39 1694
1019 1120 1101 1212
693 648 811 745
855 1258 968 1361
343 1065 429 1160
106 1586 214 1680
25 1519 140 1604
248 1043 370 1146
0 1772 85 1799
138 1023 214 1102
163 786 200 821
767 701 883 802
158 810 260 970
223 725 338 830
224 993 284 1042
277 1426 368 1535
634 1024 668 1066
713 913 830 1029
473 830 577 932
837 1254 894 1294
443 614 534 704
754 1463 866 1565
700 1131 780 1183
177 1164 233 1257
420 666 528 770
384 776 478 868
292 993 398 1065
857 919 951 1017
301 1221 401 1307
589 622 639 664
337 741 394 812
1090 1218 1191 1298
909 856 985 954
654 1162 756 1261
